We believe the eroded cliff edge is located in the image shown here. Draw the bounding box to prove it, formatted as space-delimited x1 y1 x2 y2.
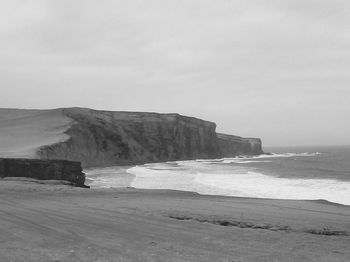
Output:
38 108 220 167
0 158 86 187
217 133 264 157
37 108 263 167
0 107 263 168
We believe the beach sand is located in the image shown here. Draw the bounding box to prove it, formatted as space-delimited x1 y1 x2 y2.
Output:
0 178 349 262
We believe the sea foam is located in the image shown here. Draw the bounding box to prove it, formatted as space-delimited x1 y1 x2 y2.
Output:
194 171 350 205
87 151 350 205
126 153 350 205
194 152 321 164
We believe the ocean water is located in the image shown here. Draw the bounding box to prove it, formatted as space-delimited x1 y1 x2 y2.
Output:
86 146 350 206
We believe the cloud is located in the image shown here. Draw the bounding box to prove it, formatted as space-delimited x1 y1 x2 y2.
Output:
0 0 349 146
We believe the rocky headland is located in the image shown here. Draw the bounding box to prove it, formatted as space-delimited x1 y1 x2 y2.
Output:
217 133 263 157
0 107 263 167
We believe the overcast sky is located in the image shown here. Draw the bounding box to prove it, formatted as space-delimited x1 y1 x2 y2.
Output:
1 0 349 147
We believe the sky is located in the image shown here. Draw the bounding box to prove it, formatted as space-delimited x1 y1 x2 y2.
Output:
0 0 349 147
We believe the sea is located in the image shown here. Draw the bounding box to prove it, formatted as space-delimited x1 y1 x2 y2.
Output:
86 146 350 206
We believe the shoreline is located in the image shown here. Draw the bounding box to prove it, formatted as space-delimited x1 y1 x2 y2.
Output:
85 157 350 206
1 178 349 261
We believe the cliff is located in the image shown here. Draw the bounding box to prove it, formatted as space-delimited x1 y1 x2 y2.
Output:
217 133 264 157
0 107 263 167
38 108 219 167
0 158 86 187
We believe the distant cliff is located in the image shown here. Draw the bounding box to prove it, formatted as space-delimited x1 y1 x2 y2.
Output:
217 133 263 157
0 158 86 187
0 107 263 168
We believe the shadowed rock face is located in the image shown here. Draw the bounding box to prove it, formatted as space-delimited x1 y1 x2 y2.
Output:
38 108 221 167
217 133 264 157
0 158 86 187
0 107 263 168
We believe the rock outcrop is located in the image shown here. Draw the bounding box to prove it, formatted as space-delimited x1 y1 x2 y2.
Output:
217 133 263 157
0 158 86 187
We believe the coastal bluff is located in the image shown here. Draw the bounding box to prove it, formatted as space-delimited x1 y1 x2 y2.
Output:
0 158 86 187
217 133 263 157
0 108 263 167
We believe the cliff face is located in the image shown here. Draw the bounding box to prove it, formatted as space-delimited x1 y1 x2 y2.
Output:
38 108 220 167
0 158 86 187
0 107 263 168
217 133 263 157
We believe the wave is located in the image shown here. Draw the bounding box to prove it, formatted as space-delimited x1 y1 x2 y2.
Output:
193 152 321 164
85 166 134 188
127 165 240 196
86 151 349 205
124 159 350 205
221 160 272 164
260 152 321 158
195 171 350 205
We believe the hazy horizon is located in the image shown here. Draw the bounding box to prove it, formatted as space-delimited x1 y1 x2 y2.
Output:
1 0 349 147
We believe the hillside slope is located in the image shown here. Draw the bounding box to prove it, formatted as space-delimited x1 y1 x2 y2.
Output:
0 108 263 167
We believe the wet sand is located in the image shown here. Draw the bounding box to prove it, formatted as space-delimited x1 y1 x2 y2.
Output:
1 178 349 262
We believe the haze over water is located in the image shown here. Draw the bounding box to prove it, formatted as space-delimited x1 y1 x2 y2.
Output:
87 145 350 206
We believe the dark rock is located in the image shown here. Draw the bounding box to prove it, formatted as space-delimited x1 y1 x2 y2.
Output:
38 108 263 167
306 228 348 236
217 133 263 157
0 158 87 187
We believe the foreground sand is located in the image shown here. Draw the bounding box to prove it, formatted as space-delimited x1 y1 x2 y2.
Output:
0 179 349 262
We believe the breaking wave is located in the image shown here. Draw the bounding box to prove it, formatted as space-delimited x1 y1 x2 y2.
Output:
194 171 350 205
194 152 321 164
87 150 350 206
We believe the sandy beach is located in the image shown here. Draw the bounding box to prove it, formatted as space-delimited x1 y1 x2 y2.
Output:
1 178 349 262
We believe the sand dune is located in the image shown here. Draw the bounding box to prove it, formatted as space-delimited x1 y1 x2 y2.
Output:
0 108 73 158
